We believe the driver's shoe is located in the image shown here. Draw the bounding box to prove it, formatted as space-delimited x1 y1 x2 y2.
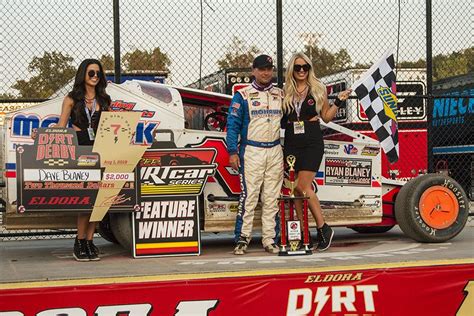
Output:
234 236 250 255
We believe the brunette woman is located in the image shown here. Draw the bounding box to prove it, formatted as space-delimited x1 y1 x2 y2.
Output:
56 59 110 261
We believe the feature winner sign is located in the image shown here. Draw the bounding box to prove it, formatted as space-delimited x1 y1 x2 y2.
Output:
133 148 217 258
15 128 138 212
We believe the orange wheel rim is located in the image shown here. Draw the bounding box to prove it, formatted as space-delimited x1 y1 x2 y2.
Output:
419 186 459 229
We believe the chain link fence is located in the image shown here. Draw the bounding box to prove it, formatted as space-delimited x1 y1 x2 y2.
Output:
0 0 472 239
2 0 471 93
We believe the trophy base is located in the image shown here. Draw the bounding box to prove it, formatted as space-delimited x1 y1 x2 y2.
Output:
278 242 313 256
278 248 312 256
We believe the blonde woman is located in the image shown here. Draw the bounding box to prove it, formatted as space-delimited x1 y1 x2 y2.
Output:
282 52 351 251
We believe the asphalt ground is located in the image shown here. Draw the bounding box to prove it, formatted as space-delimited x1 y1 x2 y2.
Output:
1 225 473 286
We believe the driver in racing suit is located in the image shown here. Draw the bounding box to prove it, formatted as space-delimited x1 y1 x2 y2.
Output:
226 55 284 255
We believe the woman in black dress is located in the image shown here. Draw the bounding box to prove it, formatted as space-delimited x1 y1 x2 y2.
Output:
282 53 351 251
57 59 110 261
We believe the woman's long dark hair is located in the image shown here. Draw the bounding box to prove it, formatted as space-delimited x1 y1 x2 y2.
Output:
67 59 111 127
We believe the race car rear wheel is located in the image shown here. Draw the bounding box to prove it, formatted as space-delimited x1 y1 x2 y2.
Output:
349 225 395 234
110 212 133 251
395 174 469 242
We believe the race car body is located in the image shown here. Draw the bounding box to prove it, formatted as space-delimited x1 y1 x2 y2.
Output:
1 80 468 246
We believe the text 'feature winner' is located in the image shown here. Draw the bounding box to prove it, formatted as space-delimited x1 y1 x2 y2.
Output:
133 148 217 257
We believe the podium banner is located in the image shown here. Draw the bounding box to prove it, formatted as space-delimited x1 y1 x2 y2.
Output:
1 263 473 315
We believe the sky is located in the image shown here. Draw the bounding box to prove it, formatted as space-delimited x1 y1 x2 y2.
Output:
1 0 472 95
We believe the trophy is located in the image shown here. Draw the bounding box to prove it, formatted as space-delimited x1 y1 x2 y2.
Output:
278 155 312 256
287 155 296 197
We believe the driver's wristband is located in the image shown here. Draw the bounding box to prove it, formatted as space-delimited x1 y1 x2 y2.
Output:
334 97 344 108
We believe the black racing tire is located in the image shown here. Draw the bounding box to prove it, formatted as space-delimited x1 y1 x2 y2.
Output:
110 212 133 251
0 198 6 212
395 174 469 243
97 213 119 244
349 225 395 234
393 177 418 241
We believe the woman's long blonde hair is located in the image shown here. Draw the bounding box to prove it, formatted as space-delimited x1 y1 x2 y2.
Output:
283 52 326 114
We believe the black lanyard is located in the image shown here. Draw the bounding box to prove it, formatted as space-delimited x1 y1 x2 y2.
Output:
84 99 96 128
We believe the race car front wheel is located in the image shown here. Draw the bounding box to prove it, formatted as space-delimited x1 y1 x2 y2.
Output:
98 213 119 244
395 174 469 242
110 212 133 251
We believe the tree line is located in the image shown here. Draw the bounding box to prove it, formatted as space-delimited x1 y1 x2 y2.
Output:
2 37 472 99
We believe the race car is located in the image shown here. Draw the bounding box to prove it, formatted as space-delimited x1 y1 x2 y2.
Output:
1 80 469 250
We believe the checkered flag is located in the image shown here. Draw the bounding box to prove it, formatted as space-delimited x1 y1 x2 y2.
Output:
351 50 399 163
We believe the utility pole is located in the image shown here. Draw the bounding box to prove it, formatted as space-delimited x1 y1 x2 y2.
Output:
276 0 283 88
113 0 121 84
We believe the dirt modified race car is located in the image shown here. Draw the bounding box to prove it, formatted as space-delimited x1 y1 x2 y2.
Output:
1 80 470 250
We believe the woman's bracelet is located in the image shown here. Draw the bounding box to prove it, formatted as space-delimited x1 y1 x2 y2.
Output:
334 97 344 108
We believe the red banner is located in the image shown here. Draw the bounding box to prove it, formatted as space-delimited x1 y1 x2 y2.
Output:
1 263 473 315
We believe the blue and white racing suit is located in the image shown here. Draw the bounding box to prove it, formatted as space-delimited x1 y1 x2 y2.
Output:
226 82 284 247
